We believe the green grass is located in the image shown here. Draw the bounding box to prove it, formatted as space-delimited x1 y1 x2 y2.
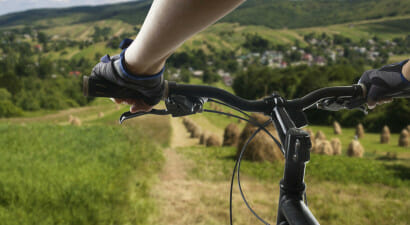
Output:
0 113 169 224
179 145 409 187
176 142 410 225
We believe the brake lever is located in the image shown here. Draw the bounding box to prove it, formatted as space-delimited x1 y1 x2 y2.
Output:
316 97 368 115
119 95 206 124
119 109 170 124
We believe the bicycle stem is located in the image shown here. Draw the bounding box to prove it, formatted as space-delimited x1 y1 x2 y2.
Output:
270 104 319 225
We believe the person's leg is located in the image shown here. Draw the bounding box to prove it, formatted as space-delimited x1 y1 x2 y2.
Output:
124 0 245 75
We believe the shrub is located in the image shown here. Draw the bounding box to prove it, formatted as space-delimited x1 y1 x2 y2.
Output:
0 100 23 117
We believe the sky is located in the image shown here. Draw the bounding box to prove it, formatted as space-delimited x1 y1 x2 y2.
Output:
0 0 136 16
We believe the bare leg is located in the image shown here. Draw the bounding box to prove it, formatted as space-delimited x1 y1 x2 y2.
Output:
125 0 245 75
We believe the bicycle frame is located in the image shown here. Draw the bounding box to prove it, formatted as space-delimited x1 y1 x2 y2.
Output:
271 103 319 225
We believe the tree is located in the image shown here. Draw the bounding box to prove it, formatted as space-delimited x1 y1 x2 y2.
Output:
243 34 271 53
180 68 191 83
202 68 219 84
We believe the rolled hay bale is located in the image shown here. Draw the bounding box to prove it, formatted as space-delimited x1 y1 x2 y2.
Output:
99 112 104 118
71 117 82 126
331 138 342 155
206 133 222 147
333 121 342 135
380 125 390 144
68 115 74 123
356 123 365 139
347 140 364 157
315 130 326 141
236 113 283 162
199 131 210 145
398 129 409 147
223 123 240 146
190 125 202 138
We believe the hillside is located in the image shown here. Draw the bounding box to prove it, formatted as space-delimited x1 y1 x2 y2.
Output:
1 0 410 29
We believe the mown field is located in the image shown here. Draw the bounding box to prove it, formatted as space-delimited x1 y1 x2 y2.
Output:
176 110 410 225
0 101 170 225
0 97 408 225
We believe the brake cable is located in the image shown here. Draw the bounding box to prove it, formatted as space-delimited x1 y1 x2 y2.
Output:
203 99 283 225
236 125 270 225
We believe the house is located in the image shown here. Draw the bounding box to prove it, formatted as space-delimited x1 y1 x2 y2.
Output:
192 70 204 77
69 71 81 76
280 61 288 68
314 56 326 66
34 44 43 52
223 75 233 86
302 53 313 62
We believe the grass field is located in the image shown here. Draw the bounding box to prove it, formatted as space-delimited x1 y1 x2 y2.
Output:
175 124 409 225
0 102 170 225
0 98 408 224
169 102 409 225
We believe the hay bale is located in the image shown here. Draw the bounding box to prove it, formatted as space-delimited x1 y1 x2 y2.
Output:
315 131 326 141
248 113 274 129
314 140 333 155
190 125 202 138
311 139 321 154
356 123 365 139
71 117 82 126
380 125 390 144
236 126 283 162
182 117 193 127
99 112 104 118
199 131 210 145
206 133 222 147
236 113 282 162
407 125 410 132
223 123 240 146
347 140 364 157
183 119 197 133
333 121 342 135
331 138 342 155
398 129 409 147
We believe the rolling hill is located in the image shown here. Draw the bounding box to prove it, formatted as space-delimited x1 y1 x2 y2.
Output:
1 0 410 29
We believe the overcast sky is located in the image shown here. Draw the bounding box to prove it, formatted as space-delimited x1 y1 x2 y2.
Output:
0 0 136 16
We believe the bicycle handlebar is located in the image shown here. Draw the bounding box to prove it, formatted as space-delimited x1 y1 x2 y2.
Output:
83 75 369 113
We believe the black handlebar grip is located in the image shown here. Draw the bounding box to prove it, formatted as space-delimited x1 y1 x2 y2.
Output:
83 75 143 99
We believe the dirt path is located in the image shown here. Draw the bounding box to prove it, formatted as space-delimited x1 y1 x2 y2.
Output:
170 117 199 148
149 117 278 225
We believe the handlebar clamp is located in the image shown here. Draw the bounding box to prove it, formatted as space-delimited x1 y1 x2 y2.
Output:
165 95 206 117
